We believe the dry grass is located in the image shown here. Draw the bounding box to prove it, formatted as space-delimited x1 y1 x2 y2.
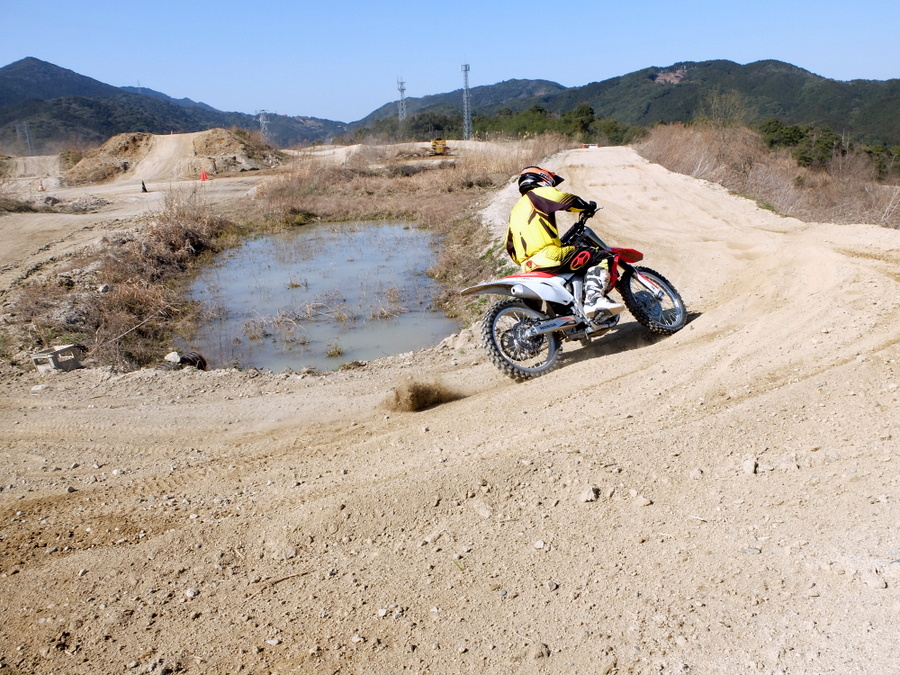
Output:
258 135 572 228
635 123 900 228
10 186 236 369
5 135 577 370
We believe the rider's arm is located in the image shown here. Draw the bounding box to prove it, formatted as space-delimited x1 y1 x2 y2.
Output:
529 186 595 214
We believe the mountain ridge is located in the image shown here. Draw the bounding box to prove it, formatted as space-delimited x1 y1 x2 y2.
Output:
2 56 898 153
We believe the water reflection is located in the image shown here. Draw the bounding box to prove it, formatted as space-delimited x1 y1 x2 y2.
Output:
180 221 460 371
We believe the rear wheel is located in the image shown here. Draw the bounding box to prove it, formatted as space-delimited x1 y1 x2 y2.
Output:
481 299 562 381
618 266 686 334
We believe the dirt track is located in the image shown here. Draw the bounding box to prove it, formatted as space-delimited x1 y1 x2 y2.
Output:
1 142 899 674
0 132 264 299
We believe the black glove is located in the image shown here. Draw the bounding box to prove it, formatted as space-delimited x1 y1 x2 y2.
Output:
584 201 597 217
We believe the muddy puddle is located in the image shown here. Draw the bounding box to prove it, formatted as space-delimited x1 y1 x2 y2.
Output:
180 221 460 371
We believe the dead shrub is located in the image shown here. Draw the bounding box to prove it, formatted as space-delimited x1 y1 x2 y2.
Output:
257 135 574 228
387 377 463 412
635 123 900 228
7 185 235 369
85 282 181 368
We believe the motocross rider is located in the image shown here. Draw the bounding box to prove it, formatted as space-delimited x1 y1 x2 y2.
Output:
506 166 624 319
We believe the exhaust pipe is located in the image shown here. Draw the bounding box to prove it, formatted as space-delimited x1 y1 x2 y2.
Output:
524 316 578 337
510 284 542 300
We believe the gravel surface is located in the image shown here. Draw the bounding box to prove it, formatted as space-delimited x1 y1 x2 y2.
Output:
1 142 898 674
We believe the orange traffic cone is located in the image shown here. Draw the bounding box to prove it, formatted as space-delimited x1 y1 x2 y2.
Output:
200 170 209 181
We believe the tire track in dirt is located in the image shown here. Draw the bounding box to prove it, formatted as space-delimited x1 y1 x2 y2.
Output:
1 145 899 674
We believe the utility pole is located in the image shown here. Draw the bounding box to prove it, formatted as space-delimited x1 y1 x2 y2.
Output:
461 64 472 141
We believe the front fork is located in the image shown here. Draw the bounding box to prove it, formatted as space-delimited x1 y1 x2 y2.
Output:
621 264 665 301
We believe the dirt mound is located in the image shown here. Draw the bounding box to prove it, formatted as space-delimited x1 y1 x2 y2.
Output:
191 128 284 173
63 129 284 186
63 132 153 185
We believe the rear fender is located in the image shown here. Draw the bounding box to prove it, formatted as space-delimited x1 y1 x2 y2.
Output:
460 274 574 304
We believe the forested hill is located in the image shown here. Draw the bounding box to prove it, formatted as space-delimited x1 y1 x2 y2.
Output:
2 57 899 153
349 79 567 129
356 60 900 147
0 58 346 153
526 60 900 146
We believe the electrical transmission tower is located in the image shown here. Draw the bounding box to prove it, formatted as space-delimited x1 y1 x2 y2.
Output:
16 122 35 155
397 78 407 125
256 110 271 143
461 64 472 141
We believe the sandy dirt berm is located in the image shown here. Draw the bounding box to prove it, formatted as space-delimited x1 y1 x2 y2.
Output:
1 135 898 674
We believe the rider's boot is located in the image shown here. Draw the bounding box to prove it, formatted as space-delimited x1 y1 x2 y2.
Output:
583 266 624 319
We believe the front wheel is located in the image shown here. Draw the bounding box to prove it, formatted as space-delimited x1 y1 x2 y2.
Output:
618 266 686 335
481 299 562 381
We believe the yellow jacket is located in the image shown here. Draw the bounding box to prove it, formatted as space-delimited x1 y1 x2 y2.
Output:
505 186 594 271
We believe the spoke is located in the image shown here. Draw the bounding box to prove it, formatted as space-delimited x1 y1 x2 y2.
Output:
496 309 549 369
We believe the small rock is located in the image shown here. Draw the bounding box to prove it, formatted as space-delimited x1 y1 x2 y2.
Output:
266 638 281 646
422 529 443 545
635 495 653 507
279 547 297 560
470 500 493 519
546 581 559 592
185 587 199 598
580 486 598 503
533 540 545 549
742 458 758 475
861 570 887 589
529 643 551 659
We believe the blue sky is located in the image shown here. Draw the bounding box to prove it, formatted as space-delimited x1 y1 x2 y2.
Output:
3 0 897 123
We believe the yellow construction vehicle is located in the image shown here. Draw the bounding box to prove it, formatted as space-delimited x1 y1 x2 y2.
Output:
429 139 449 156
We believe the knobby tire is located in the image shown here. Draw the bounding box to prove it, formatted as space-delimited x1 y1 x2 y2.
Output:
618 266 686 335
481 298 562 381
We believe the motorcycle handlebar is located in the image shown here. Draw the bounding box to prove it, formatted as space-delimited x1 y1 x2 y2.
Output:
561 204 600 245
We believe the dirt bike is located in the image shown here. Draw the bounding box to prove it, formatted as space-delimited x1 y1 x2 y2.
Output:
460 210 686 380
